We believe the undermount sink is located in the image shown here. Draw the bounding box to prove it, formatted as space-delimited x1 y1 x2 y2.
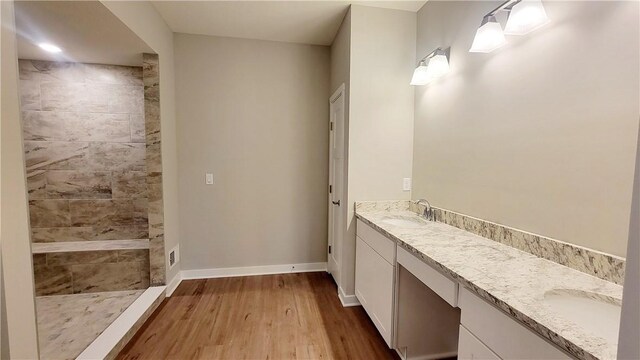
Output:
381 217 428 228
544 289 621 344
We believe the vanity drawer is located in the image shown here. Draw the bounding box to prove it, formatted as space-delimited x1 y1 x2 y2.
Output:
458 287 571 360
356 219 395 264
396 245 458 307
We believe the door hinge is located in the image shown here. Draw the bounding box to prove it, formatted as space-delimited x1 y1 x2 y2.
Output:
330 122 334 131
329 245 332 254
329 185 332 194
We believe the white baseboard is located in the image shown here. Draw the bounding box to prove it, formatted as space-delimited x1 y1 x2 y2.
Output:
180 262 327 280
338 286 361 307
166 271 183 297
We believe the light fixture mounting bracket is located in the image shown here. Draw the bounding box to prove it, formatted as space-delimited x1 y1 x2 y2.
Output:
487 0 522 17
416 47 450 65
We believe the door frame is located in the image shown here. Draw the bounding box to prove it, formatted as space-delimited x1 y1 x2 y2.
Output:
327 83 345 283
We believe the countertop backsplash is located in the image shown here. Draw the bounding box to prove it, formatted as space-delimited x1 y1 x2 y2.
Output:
356 200 625 285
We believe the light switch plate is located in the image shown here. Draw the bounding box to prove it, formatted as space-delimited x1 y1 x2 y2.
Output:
205 173 214 185
403 178 412 191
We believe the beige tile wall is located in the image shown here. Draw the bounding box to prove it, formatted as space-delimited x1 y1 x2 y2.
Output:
142 53 166 286
19 60 151 295
32 250 150 295
19 60 149 243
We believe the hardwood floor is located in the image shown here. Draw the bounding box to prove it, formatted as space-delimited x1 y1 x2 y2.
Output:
117 272 400 360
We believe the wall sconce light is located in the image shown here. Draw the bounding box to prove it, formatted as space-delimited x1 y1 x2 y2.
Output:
469 15 506 53
504 0 550 35
411 48 450 86
470 0 549 53
410 60 429 86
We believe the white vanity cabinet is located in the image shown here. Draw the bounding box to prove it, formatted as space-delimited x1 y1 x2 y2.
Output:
458 287 572 360
458 325 500 360
355 216 574 360
355 219 395 347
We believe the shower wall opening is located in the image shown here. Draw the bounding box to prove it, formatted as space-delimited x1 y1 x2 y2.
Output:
23 59 150 294
19 55 165 360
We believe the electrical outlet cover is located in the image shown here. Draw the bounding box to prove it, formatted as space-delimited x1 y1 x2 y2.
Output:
403 178 412 191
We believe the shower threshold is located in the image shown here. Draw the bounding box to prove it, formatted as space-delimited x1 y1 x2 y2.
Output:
36 286 165 360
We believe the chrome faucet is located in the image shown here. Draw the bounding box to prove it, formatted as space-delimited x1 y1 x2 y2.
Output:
416 199 434 221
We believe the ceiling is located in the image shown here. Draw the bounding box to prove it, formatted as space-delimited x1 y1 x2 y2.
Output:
152 1 427 46
15 1 153 66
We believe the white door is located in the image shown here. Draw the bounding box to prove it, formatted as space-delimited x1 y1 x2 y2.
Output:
328 84 345 284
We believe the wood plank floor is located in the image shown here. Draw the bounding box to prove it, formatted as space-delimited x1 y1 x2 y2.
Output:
117 272 400 360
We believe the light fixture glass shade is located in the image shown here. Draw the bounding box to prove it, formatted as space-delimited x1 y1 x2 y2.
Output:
504 0 550 35
410 61 430 86
426 53 450 79
469 16 506 53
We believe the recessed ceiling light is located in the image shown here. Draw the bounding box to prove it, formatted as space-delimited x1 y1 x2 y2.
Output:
38 43 62 53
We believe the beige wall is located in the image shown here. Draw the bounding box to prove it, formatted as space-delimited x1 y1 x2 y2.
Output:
101 1 181 283
1 0 40 357
413 1 639 257
331 9 351 96
174 34 330 270
341 5 416 295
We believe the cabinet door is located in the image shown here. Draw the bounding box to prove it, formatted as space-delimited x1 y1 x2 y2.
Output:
355 236 394 346
458 325 501 360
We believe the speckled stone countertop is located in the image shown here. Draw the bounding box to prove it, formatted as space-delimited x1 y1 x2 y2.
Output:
355 207 622 360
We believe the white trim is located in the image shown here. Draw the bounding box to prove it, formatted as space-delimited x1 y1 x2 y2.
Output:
330 83 345 103
166 271 183 297
338 286 361 307
77 286 166 360
410 351 458 360
181 262 327 280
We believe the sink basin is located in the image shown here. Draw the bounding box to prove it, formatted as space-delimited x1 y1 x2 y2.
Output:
544 289 621 344
380 217 427 228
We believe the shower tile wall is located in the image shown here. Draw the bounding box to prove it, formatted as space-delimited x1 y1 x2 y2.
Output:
19 60 150 295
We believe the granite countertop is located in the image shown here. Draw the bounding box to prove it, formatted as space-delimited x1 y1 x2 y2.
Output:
32 239 150 254
355 208 622 360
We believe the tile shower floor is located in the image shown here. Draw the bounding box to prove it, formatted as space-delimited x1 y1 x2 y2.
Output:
36 289 144 360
